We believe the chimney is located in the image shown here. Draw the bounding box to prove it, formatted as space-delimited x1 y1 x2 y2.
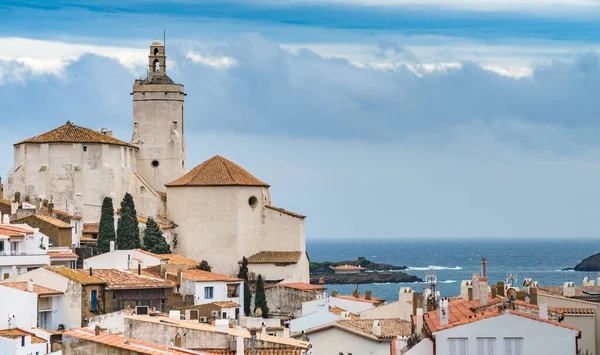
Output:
138 264 141 276
412 291 421 316
530 287 538 305
516 291 525 301
481 258 487 278
2 214 9 224
236 335 244 354
539 303 549 320
27 279 33 292
42 199 48 208
109 241 115 252
563 282 575 297
439 299 449 326
497 282 505 297
24 195 30 202
491 285 497 299
108 130 114 137
89 267 93 276
479 277 489 306
14 191 20 203
467 287 473 301
47 202 54 214
472 273 481 300
283 327 290 338
261 322 267 335
94 325 101 336
460 280 472 300
372 320 382 337
416 308 423 335
177 269 183 286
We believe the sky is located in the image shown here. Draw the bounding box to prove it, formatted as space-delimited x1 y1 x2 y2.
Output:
2 1 600 239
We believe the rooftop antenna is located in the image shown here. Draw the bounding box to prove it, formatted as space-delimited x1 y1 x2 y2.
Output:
164 29 166 52
423 270 438 311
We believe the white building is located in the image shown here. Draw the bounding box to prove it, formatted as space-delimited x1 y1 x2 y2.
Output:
0 281 64 331
0 329 48 355
0 284 38 330
82 248 198 270
0 224 50 280
302 294 384 316
4 41 309 284
177 269 243 313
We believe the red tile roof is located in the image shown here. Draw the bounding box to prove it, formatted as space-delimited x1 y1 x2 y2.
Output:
48 251 79 259
82 223 99 234
334 294 385 305
0 225 32 237
266 282 326 293
165 155 269 187
75 269 173 290
265 205 306 219
1 282 63 296
245 251 303 264
0 329 47 344
178 269 243 283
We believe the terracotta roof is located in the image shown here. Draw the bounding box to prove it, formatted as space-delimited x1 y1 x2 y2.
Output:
212 301 241 308
246 251 302 264
301 319 411 341
0 225 32 237
63 328 199 355
80 236 97 242
161 254 199 268
44 266 104 285
17 214 72 229
41 206 82 220
334 294 385 305
266 282 326 293
330 264 366 271
1 282 63 296
557 307 596 315
424 298 578 333
48 251 79 259
265 205 306 219
178 269 243 283
15 121 137 149
329 306 360 319
157 191 167 199
0 328 47 344
0 199 11 207
539 286 600 299
165 155 269 187
82 223 99 234
75 269 172 290
136 215 172 229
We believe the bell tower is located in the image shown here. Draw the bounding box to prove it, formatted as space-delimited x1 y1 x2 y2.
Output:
132 41 186 193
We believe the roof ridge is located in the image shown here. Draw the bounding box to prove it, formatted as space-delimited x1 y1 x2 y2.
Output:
217 156 237 185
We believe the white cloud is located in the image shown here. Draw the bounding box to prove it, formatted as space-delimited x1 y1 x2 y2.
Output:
186 51 237 69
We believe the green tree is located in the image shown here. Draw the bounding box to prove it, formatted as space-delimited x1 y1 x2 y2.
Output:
196 260 212 272
142 218 170 254
254 274 269 318
116 193 140 249
238 257 252 316
97 197 116 254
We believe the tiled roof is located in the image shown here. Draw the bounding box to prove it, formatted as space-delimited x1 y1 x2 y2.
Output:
80 236 97 242
301 319 411 341
178 269 243 283
15 121 137 149
1 282 63 296
0 199 11 207
330 264 365 271
539 286 600 299
161 254 200 268
44 266 104 285
0 225 32 237
424 298 578 333
75 269 172 290
20 214 72 229
82 223 99 234
136 215 172 229
246 251 302 264
165 155 269 187
212 301 241 308
63 328 199 355
0 329 47 344
265 205 306 219
334 294 385 305
48 251 79 259
267 282 326 293
41 206 82 220
329 306 360 319
557 307 595 315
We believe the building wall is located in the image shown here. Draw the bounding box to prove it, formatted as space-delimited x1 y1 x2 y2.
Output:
303 327 390 355
434 312 578 355
0 335 48 355
6 143 138 223
265 286 321 317
302 296 374 317
83 250 162 270
130 172 164 221
190 280 242 306
360 301 402 319
0 285 38 329
62 334 149 355
124 318 231 349
248 254 310 284
132 82 186 193
12 215 72 247
538 293 599 355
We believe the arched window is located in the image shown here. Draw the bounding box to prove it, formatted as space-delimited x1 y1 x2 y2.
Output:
154 59 160 72
154 48 159 55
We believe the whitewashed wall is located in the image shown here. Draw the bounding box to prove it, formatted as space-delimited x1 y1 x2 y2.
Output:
0 285 37 329
303 327 390 355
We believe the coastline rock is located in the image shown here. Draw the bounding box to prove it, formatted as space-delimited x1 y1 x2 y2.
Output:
310 272 422 285
574 253 600 271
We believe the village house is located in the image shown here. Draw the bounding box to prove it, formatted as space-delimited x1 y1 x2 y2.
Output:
7 265 105 329
0 328 49 355
1 281 64 331
83 247 199 271
0 223 50 279
264 282 327 319
13 210 76 248
302 292 385 316
47 248 78 269
244 251 309 284
294 318 411 355
288 307 344 334
360 287 422 321
177 301 241 322
174 269 243 316
0 283 38 330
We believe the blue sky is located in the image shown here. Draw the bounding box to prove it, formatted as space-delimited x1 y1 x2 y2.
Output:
2 1 600 239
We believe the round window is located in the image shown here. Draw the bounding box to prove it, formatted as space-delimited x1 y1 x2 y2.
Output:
248 196 258 208
151 160 159 168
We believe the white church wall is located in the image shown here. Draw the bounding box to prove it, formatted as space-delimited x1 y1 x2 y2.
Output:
236 186 272 260
262 207 305 253
130 172 163 222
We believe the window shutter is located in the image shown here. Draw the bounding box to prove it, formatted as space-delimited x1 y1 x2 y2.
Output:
477 339 486 355
459 339 467 355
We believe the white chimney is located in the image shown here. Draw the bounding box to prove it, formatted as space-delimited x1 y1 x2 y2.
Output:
563 282 575 297
399 287 414 321
169 310 180 320
479 278 489 306
416 308 423 335
261 322 266 335
283 328 290 338
236 335 244 353
2 214 9 224
583 277 595 287
460 280 472 300
439 299 449 326
539 303 548 320
109 241 115 252
472 273 481 301
27 279 33 292
372 320 382 337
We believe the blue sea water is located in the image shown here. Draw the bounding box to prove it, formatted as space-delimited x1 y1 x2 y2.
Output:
306 238 600 302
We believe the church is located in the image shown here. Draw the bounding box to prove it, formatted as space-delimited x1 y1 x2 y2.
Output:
4 41 310 283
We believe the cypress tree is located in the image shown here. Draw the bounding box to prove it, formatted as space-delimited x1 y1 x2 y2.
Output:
97 197 116 254
142 218 170 254
238 257 252 316
197 260 212 272
116 193 140 249
254 274 269 318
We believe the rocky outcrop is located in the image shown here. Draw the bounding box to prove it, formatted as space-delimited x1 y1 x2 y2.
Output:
310 272 422 285
574 253 600 271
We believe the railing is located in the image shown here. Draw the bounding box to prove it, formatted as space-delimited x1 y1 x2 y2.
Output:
0 251 49 256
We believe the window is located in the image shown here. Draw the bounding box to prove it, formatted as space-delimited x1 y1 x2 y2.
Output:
477 338 496 355
151 160 159 168
0 241 3 253
227 284 239 298
90 290 97 311
248 196 258 208
449 338 468 355
21 336 24 346
204 287 214 299
222 312 227 319
75 222 78 234
504 338 523 355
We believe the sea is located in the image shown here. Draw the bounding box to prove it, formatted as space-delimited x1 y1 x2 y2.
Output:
306 238 600 302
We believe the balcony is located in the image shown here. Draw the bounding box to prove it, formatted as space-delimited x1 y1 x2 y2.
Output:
0 252 50 268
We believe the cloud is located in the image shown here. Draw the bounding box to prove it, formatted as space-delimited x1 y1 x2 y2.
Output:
186 51 237 69
2 34 600 237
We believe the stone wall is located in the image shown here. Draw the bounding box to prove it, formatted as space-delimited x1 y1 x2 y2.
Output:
264 286 320 318
81 284 105 327
13 215 72 247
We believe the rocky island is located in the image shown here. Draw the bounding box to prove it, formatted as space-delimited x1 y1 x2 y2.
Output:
309 256 423 285
573 252 600 271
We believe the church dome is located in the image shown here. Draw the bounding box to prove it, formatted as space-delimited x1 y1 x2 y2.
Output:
165 155 269 187
151 41 163 46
